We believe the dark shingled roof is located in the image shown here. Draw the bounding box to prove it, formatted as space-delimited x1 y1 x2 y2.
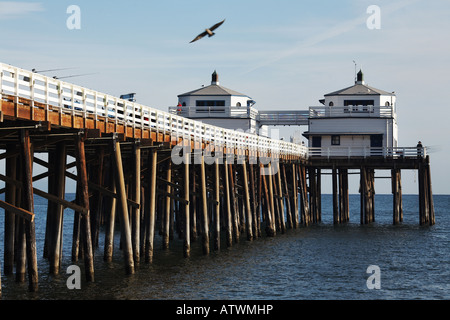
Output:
178 84 249 97
324 83 395 97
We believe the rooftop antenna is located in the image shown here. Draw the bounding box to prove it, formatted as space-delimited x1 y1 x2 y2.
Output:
353 60 357 83
53 73 98 80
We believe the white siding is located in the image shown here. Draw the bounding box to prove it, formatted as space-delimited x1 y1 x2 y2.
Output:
309 118 388 134
197 118 255 133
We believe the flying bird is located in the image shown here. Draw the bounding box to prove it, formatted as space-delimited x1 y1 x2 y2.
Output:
190 19 225 43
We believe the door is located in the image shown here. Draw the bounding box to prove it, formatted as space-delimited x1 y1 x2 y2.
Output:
312 136 322 148
370 134 383 156
311 136 321 157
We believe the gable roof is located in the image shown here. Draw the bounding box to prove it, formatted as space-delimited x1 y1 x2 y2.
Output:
324 83 395 96
178 84 249 97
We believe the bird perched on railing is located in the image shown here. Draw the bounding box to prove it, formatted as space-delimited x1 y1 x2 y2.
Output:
190 19 225 43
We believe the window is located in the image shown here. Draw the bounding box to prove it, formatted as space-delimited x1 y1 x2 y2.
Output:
331 135 340 145
196 100 225 107
196 100 225 113
329 101 334 106
236 102 241 107
385 101 390 106
344 100 374 106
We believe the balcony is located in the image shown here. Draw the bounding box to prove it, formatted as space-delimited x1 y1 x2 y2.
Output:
309 105 395 118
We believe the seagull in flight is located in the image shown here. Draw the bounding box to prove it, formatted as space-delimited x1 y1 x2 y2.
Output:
190 19 225 43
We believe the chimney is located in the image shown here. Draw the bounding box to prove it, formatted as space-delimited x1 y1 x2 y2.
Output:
356 69 365 85
211 70 219 85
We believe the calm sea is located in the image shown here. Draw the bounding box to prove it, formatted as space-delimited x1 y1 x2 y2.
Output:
1 194 449 300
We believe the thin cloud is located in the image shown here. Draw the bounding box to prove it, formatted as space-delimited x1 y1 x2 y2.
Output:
242 0 421 75
0 1 44 18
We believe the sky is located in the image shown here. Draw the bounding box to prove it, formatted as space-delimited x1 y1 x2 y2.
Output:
0 0 449 195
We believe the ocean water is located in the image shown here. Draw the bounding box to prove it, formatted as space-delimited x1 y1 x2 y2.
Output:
0 194 449 300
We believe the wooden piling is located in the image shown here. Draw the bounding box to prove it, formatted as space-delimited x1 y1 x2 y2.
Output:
4 144 17 275
291 163 299 228
162 160 172 250
200 155 210 254
132 143 141 264
145 148 158 262
214 158 221 249
223 156 233 246
112 138 135 274
282 163 293 229
242 159 253 241
267 163 277 235
259 163 274 236
20 130 38 292
229 162 240 243
425 158 435 225
249 162 259 237
183 149 190 258
332 166 339 224
104 166 117 262
49 142 66 275
392 168 401 225
74 134 95 281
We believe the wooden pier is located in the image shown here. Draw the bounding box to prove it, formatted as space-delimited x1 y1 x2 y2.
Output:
0 63 435 296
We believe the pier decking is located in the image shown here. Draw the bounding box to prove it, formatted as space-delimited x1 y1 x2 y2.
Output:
0 63 434 296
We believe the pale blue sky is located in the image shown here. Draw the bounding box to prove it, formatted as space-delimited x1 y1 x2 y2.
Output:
1 0 449 194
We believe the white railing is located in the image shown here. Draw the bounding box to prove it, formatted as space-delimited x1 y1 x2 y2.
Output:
309 105 394 118
168 105 259 120
258 110 309 125
308 147 426 159
0 62 308 158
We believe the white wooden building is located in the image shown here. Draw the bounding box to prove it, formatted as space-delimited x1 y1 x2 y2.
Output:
173 71 262 134
304 70 398 156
